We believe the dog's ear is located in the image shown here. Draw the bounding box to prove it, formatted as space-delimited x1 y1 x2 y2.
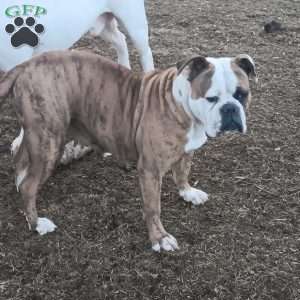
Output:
176 56 209 82
234 54 257 82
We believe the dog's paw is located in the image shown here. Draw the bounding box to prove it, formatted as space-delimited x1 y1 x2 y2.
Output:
35 218 57 235
60 141 92 165
179 187 209 205
152 234 179 252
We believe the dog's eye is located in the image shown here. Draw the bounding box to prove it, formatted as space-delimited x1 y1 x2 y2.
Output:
206 96 219 103
233 88 248 103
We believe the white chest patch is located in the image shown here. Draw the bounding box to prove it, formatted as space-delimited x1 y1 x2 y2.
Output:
184 123 207 153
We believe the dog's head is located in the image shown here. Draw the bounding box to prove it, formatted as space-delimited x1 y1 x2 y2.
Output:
173 54 256 137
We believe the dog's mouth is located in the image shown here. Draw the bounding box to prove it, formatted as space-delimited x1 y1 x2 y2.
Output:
220 119 243 134
205 131 214 139
223 123 242 133
220 109 244 135
219 104 245 135
206 120 244 138
205 121 221 138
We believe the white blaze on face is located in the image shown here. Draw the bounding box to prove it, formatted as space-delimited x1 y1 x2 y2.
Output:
187 58 247 137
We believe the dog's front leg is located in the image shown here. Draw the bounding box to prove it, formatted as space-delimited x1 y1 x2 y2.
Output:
172 152 209 205
138 163 179 252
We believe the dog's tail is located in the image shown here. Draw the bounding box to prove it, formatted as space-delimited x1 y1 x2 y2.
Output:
0 64 25 107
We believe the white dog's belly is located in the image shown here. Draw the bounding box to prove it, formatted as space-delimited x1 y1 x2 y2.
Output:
36 0 108 52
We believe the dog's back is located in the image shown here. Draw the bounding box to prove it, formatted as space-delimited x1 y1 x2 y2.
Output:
1 50 143 160
0 50 136 110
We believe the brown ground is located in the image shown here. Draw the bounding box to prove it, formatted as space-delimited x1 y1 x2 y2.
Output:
0 0 300 299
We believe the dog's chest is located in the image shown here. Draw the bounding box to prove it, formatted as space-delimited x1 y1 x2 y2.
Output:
184 123 207 153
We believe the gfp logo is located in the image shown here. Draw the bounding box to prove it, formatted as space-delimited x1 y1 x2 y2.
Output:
5 5 47 17
4 5 47 48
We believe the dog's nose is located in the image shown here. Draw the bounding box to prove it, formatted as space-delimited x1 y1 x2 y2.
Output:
220 103 243 133
220 103 239 115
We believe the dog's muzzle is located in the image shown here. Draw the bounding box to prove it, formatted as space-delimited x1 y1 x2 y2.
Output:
220 103 243 133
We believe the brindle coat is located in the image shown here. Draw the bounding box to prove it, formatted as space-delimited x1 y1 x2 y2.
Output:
0 51 195 248
0 50 254 249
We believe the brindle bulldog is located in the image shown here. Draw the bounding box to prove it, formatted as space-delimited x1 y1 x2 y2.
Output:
0 51 256 251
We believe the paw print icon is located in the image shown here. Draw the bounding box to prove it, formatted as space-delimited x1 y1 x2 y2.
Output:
5 16 44 47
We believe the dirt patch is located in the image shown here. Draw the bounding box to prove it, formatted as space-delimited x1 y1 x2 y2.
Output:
0 0 300 299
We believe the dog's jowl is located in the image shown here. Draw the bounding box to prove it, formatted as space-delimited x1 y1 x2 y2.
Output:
0 51 256 251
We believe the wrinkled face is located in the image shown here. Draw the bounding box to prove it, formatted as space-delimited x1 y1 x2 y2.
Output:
173 55 255 138
189 58 251 137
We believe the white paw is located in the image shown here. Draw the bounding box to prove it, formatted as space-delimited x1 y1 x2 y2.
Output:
179 187 209 205
152 234 179 252
36 218 57 235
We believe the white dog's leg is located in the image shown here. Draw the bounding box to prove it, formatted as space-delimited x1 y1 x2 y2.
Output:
89 13 107 36
124 23 154 72
100 16 131 69
90 13 130 69
133 34 154 72
113 5 154 72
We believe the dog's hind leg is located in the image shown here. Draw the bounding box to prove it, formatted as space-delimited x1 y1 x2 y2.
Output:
172 152 209 205
15 130 62 235
89 13 107 36
116 7 154 72
91 13 130 69
100 15 130 69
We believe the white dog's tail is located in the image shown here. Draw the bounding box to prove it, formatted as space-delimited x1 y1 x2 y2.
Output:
0 64 24 104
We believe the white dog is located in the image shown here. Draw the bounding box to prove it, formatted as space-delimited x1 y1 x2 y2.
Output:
0 0 154 162
0 0 154 72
